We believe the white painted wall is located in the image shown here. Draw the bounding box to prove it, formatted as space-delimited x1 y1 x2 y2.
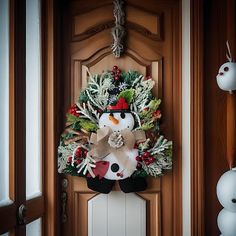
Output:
182 0 191 235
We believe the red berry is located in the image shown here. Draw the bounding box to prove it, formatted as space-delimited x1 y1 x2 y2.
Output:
113 65 118 70
67 156 72 163
76 159 82 165
76 148 82 157
149 157 155 163
136 156 142 162
115 75 119 81
137 163 142 169
116 69 121 74
117 173 120 177
143 151 151 158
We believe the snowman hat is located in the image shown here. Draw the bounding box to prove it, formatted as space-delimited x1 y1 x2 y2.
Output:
106 97 131 113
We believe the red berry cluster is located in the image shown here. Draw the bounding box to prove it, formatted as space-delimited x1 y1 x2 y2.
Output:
68 104 80 117
111 65 121 81
152 110 161 119
116 172 124 178
67 147 88 165
136 151 155 166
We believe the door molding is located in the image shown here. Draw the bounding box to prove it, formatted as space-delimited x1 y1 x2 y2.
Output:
190 0 205 235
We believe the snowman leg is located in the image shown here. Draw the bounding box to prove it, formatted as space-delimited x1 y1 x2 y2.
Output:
119 177 147 193
86 176 115 194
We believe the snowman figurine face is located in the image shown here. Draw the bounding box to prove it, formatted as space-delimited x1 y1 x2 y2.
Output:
217 169 236 212
216 62 236 92
99 111 135 131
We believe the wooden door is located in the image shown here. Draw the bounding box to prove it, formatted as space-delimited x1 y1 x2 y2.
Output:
59 0 181 235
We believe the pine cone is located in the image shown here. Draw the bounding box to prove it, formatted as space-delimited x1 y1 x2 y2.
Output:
108 132 124 148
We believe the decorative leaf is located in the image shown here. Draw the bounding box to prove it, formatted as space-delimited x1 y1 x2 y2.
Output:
78 119 98 132
118 89 135 104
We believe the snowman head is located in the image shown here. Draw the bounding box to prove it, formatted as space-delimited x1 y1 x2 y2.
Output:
216 169 236 212
216 62 236 92
99 97 135 132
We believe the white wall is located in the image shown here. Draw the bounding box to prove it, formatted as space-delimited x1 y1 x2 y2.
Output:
182 0 191 235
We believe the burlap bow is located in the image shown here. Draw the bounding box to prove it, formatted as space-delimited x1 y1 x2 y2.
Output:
88 127 146 172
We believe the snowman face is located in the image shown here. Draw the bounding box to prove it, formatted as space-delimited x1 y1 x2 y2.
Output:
217 170 236 212
99 112 135 132
216 62 236 91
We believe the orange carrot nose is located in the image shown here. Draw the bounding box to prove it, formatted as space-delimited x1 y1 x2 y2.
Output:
109 114 119 125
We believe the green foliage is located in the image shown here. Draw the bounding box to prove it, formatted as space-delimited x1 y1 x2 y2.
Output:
66 114 98 132
64 164 85 177
118 89 135 104
79 90 89 103
148 99 161 111
132 169 148 178
79 119 98 132
123 70 141 85
140 121 154 131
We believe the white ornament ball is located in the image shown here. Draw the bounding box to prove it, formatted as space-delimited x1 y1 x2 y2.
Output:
217 208 236 236
216 62 236 92
217 169 236 212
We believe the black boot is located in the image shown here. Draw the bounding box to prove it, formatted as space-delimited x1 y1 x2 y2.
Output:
86 177 115 194
119 177 147 193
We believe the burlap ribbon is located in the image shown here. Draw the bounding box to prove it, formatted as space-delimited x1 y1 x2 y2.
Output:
88 127 146 172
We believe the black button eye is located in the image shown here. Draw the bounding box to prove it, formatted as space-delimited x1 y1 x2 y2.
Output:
232 198 236 203
224 67 229 72
120 112 125 119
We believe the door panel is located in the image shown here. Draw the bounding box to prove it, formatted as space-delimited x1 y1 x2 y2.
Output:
61 1 181 235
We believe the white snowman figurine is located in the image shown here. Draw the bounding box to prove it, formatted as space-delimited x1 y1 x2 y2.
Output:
217 168 236 236
216 41 236 93
98 101 139 180
86 97 147 193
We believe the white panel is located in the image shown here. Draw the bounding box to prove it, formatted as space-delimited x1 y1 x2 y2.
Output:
0 0 10 206
88 192 146 236
107 192 126 236
26 0 42 199
125 194 146 236
182 0 191 235
88 194 108 236
26 218 42 236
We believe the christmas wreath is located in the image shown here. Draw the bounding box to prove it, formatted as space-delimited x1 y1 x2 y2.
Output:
58 66 172 193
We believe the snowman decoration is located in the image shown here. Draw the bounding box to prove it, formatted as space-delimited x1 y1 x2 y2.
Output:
86 97 147 194
216 41 236 235
216 41 236 93
217 169 236 236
